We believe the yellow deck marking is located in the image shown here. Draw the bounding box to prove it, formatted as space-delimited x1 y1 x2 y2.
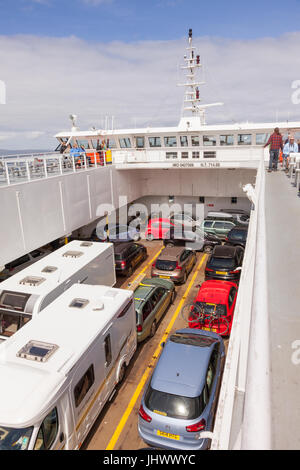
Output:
106 253 207 450
126 245 164 291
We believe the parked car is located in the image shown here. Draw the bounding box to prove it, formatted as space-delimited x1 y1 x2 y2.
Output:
163 227 221 253
145 218 179 241
114 242 147 276
138 328 225 450
201 220 236 240
206 211 236 223
0 248 50 282
225 226 248 248
92 223 141 243
134 278 175 342
205 245 244 282
151 246 196 285
170 213 201 229
188 280 238 336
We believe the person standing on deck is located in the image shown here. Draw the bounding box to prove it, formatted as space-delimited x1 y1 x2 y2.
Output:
264 127 283 172
282 135 298 171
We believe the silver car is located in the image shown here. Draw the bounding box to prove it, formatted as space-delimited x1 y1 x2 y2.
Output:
138 328 225 450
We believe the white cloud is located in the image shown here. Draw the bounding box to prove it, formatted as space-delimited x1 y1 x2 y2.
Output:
0 32 300 149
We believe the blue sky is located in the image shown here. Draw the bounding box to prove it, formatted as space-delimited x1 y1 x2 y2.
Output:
0 0 300 42
1 0 300 149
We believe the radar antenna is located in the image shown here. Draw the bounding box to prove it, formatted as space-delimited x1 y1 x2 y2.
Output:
178 29 223 125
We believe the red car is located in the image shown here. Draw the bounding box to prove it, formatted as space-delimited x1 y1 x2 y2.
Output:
145 218 178 241
187 279 238 336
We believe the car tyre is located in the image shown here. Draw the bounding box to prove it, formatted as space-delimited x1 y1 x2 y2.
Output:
127 264 134 276
118 363 126 384
150 320 157 338
204 244 213 253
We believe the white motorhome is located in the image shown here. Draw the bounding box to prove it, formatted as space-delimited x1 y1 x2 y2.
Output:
0 284 136 450
0 241 115 341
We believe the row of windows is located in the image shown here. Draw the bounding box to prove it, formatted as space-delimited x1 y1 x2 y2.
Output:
64 133 270 151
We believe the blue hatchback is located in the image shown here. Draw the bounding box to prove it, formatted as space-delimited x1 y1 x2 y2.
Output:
138 328 225 450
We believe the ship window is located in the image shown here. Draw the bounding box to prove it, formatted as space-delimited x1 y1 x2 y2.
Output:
203 151 216 159
256 133 270 145
238 134 252 145
166 152 178 159
136 137 145 148
220 135 234 146
192 151 200 159
76 139 89 150
180 136 188 147
17 340 59 363
181 152 189 159
203 135 216 146
119 137 132 148
148 137 161 147
164 136 177 147
191 135 200 146
105 138 116 149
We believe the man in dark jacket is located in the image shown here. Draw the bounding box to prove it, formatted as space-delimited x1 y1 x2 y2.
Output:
264 127 283 172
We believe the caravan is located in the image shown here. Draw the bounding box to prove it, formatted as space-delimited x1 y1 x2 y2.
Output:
0 284 137 450
0 241 115 342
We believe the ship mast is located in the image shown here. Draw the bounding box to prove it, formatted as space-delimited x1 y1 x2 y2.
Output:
178 29 223 125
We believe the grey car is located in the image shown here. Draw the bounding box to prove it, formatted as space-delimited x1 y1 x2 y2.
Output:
138 328 225 450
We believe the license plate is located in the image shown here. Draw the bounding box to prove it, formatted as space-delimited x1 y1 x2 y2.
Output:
157 430 180 441
216 271 227 275
159 275 170 279
202 327 217 333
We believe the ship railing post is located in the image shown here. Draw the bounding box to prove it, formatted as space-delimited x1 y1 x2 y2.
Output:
26 160 30 181
4 161 10 185
44 157 48 179
72 154 76 173
94 150 97 169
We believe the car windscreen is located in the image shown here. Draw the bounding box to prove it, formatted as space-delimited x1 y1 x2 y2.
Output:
0 425 33 450
0 311 31 337
208 257 235 269
155 260 177 271
144 386 204 420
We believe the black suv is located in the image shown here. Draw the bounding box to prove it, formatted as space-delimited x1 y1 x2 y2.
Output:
205 245 244 282
225 226 248 248
114 242 147 276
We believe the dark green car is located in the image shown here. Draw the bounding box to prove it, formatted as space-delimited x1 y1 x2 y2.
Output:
201 220 236 240
134 278 175 342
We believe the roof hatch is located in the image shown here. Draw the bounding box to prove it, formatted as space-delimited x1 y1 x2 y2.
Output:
19 276 46 287
62 250 83 259
17 340 59 363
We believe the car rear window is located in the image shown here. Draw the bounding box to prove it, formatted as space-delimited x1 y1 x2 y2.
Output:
208 257 235 269
195 302 227 317
144 386 204 420
155 260 177 271
229 230 247 240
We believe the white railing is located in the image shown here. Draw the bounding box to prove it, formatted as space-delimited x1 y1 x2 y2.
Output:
0 150 110 187
211 149 271 450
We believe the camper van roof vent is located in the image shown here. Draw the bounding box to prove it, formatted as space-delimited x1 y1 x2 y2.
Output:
69 298 89 309
17 340 59 363
80 241 93 247
62 250 83 259
19 276 46 287
42 266 58 274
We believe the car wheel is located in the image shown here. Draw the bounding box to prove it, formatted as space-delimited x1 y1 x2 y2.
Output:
150 320 157 338
146 233 154 241
170 289 176 304
181 271 187 284
166 242 175 248
127 264 133 276
204 244 213 253
118 363 126 384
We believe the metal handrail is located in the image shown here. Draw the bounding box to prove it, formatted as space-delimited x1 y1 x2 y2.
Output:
211 149 271 450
